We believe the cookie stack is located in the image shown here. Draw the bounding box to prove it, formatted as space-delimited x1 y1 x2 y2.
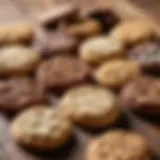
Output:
0 3 158 160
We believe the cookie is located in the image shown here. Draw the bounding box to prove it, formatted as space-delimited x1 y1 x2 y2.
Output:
66 19 101 38
38 4 79 28
128 40 160 73
120 76 160 115
86 130 150 160
85 8 120 32
36 56 91 91
0 77 46 112
34 31 79 58
11 107 72 149
0 23 33 45
94 60 141 89
0 46 40 76
79 36 125 64
110 20 154 45
59 85 120 128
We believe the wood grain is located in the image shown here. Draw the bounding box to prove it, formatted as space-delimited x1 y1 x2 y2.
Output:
0 0 160 160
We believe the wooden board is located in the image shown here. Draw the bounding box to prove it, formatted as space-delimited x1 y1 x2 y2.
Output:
0 0 160 160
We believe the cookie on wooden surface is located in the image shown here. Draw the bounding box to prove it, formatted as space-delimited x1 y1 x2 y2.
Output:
0 23 33 45
94 60 141 89
34 31 79 58
59 85 120 128
120 76 160 115
0 46 40 76
86 130 150 160
36 56 91 91
110 20 154 45
11 107 72 149
0 77 46 112
66 19 101 38
79 36 125 64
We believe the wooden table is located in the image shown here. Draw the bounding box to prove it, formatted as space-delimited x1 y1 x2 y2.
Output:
0 0 160 160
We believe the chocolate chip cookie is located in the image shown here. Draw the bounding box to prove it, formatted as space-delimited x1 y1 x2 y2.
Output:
0 46 40 76
120 76 160 115
66 19 101 38
110 20 154 45
86 130 150 160
36 56 91 91
94 60 141 89
0 22 33 45
59 85 120 128
11 107 72 149
79 36 125 64
34 31 79 58
0 77 46 112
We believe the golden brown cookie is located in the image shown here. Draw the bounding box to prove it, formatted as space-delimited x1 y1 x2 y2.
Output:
0 23 33 45
0 46 40 76
86 130 150 160
110 20 154 45
79 36 125 64
11 107 72 149
59 85 120 128
94 60 141 89
66 19 101 38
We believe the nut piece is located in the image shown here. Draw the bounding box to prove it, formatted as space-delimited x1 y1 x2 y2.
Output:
59 85 120 128
79 36 125 64
0 77 46 112
0 23 33 45
66 19 101 38
120 76 160 115
36 56 91 91
86 130 150 160
0 46 40 76
110 20 154 45
94 60 141 89
11 107 72 149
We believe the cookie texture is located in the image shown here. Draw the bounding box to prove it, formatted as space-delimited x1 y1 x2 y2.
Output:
34 31 79 57
36 56 91 91
128 41 160 73
66 19 101 38
120 76 160 115
0 46 40 76
110 20 154 44
79 36 125 63
38 4 79 28
86 130 150 160
59 85 120 128
0 77 46 112
0 23 33 45
94 60 141 89
11 107 72 149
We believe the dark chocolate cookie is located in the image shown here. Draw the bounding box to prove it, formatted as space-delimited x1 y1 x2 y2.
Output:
34 31 79 58
120 76 160 115
36 56 91 91
0 77 46 112
128 41 160 73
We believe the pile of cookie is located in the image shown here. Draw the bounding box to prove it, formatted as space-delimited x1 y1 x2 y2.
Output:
0 3 159 160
